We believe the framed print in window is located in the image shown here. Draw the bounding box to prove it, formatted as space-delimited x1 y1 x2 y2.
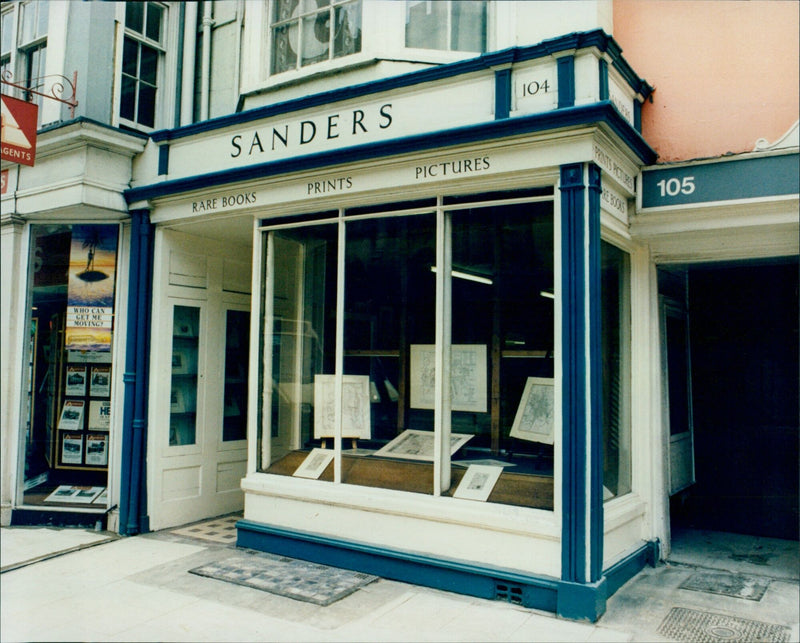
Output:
509 377 555 445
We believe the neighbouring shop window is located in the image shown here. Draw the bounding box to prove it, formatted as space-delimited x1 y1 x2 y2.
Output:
405 0 487 53
120 1 165 129
20 224 119 510
259 190 556 511
271 0 362 75
601 241 631 498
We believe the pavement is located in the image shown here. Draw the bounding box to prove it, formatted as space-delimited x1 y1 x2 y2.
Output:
1 518 798 642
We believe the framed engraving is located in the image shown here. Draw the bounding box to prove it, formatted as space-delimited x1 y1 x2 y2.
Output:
410 344 487 413
453 464 504 502
293 448 334 479
374 429 473 462
509 377 555 445
313 374 371 440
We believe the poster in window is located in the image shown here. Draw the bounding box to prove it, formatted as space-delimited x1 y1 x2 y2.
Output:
65 365 87 396
65 224 118 352
410 344 487 413
44 485 104 503
313 374 371 439
57 400 84 431
88 400 111 431
509 377 555 445
292 448 334 479
85 434 109 466
90 365 111 397
61 434 84 465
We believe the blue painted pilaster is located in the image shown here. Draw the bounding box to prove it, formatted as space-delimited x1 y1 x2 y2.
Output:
557 56 575 108
559 162 604 620
494 68 511 119
118 209 154 535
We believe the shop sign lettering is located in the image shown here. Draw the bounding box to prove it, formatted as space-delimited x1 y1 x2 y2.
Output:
230 104 393 159
307 176 353 195
415 156 491 180
592 144 634 193
192 192 256 213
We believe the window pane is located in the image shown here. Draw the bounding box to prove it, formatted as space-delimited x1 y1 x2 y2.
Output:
125 1 144 34
139 43 158 85
223 310 250 442
451 0 486 52
137 83 156 127
301 14 329 66
405 0 447 50
343 214 436 494
170 306 200 446
120 75 136 121
122 37 138 77
601 241 631 498
36 0 48 39
145 2 163 42
272 24 297 74
334 1 361 59
274 0 296 23
449 202 555 509
263 225 338 471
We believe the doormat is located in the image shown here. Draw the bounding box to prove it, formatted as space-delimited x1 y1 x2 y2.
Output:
680 571 770 601
658 607 791 642
171 515 241 544
189 551 378 606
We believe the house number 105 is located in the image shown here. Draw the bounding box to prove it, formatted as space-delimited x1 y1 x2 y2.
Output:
657 176 696 197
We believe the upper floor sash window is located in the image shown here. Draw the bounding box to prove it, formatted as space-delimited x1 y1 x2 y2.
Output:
271 0 362 75
405 0 487 53
119 1 165 129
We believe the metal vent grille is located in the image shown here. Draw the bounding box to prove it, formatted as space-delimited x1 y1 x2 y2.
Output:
495 581 524 604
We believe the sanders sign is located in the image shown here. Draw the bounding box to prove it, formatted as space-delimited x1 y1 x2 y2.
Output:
1 94 38 166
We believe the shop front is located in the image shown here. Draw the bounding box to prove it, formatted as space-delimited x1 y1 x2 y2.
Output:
1 119 146 529
125 30 659 621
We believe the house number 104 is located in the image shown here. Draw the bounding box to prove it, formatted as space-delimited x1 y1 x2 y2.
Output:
521 80 551 96
657 176 696 197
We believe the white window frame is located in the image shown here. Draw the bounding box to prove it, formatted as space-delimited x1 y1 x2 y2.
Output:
113 1 179 132
404 0 490 55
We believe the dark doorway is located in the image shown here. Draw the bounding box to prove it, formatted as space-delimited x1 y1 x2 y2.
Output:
669 258 799 540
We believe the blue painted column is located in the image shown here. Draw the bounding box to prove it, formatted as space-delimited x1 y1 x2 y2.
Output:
558 163 605 620
118 209 154 535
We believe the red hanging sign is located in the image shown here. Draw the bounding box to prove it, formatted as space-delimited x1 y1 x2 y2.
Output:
1 94 38 166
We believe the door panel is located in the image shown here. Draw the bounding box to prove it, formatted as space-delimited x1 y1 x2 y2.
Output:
149 230 251 530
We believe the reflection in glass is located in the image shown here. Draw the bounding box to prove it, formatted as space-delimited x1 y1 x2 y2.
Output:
223 310 250 442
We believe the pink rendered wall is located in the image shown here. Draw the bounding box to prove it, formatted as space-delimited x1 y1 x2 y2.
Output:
613 1 799 162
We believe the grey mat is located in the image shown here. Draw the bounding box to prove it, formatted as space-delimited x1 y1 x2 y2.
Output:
680 571 770 601
189 550 378 606
658 607 791 642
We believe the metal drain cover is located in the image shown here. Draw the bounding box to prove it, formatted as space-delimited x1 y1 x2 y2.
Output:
680 571 770 601
658 607 791 642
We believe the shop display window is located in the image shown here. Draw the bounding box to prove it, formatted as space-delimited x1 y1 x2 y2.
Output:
260 189 557 510
222 309 250 442
20 223 119 509
601 241 632 499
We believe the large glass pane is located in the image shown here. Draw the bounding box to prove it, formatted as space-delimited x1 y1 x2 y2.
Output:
119 74 136 122
448 202 555 509
169 306 200 446
601 241 631 498
21 224 118 509
263 224 338 472
2 12 13 56
343 214 436 494
122 37 139 77
139 43 158 85
301 14 329 66
223 310 250 442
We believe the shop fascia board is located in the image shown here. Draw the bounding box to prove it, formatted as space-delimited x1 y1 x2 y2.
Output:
14 179 132 219
141 123 640 228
